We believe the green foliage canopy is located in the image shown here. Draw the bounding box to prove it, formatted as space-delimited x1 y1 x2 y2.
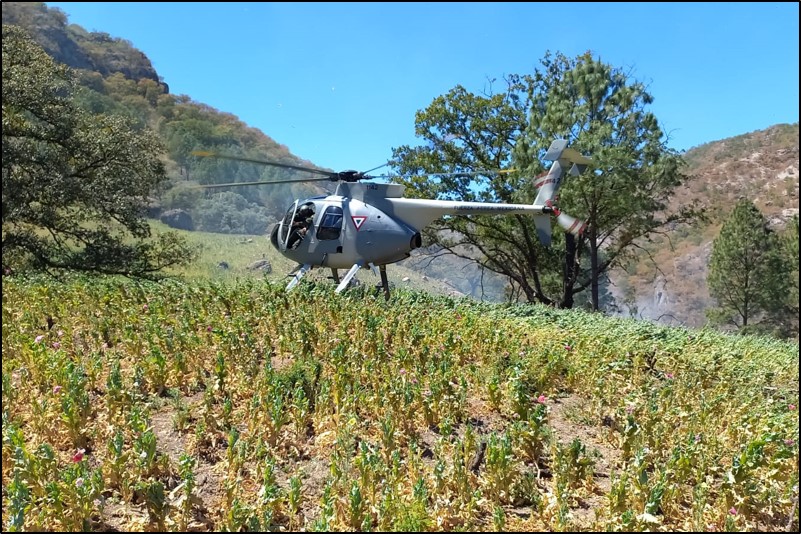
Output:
390 74 562 304
780 215 798 337
707 199 788 332
2 24 196 277
516 52 701 309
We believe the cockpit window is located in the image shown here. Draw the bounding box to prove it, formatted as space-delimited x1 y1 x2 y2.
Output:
317 206 343 240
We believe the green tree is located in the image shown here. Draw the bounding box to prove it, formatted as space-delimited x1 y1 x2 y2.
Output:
2 24 196 277
391 52 699 308
390 75 563 304
515 51 702 310
706 200 788 332
780 215 799 337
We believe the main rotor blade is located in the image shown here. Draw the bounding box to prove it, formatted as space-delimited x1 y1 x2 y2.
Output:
379 169 516 180
191 151 336 178
193 177 333 189
362 162 390 175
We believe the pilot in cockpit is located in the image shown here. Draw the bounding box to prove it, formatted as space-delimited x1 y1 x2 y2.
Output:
288 203 315 249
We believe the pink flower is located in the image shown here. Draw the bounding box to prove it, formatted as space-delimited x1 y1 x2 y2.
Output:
34 335 45 344
207 325 213 332
665 372 674 379
399 368 406 375
52 342 61 349
537 394 547 404
694 434 702 444
564 344 572 351
75 477 84 488
57 330 64 338
53 385 62 395
785 439 795 447
72 449 85 463
729 507 737 516
625 404 635 414
101 342 109 350
790 404 796 411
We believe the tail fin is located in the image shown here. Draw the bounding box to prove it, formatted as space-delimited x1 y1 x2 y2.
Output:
532 139 591 242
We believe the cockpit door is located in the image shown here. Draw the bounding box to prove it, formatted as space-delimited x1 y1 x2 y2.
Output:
277 200 299 252
306 202 344 262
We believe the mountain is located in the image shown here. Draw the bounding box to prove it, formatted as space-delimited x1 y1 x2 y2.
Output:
1 2 162 86
611 123 799 327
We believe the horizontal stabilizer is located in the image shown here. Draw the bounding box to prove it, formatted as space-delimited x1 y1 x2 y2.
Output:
544 139 569 161
570 163 587 176
543 140 593 167
562 147 592 166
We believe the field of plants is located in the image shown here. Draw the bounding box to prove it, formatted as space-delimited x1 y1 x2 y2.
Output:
2 275 798 531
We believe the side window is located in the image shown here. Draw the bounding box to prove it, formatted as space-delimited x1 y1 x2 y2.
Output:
317 206 343 240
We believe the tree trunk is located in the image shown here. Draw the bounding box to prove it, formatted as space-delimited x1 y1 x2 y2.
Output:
561 233 577 309
590 228 600 311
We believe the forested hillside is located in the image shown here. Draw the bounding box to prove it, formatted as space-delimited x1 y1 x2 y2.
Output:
2 2 328 237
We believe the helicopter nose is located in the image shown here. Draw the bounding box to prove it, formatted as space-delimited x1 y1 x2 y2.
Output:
270 223 280 250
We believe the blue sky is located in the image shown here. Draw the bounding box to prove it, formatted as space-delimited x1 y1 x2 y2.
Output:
46 2 799 173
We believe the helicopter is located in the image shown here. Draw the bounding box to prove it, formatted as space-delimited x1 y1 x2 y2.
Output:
191 139 591 299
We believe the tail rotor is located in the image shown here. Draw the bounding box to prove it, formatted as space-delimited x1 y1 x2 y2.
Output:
556 210 588 237
532 139 591 243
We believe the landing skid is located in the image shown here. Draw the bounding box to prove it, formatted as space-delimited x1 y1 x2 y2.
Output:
285 263 390 300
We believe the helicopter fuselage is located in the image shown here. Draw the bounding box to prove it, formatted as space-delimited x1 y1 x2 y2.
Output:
271 182 551 269
194 138 589 297
271 184 422 269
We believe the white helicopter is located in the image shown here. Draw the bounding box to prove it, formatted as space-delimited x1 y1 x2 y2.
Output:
192 139 591 299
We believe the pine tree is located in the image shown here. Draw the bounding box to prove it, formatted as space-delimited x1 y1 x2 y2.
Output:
707 200 787 332
780 215 799 337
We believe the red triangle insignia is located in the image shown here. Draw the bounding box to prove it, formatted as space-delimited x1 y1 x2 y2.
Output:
351 216 367 230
